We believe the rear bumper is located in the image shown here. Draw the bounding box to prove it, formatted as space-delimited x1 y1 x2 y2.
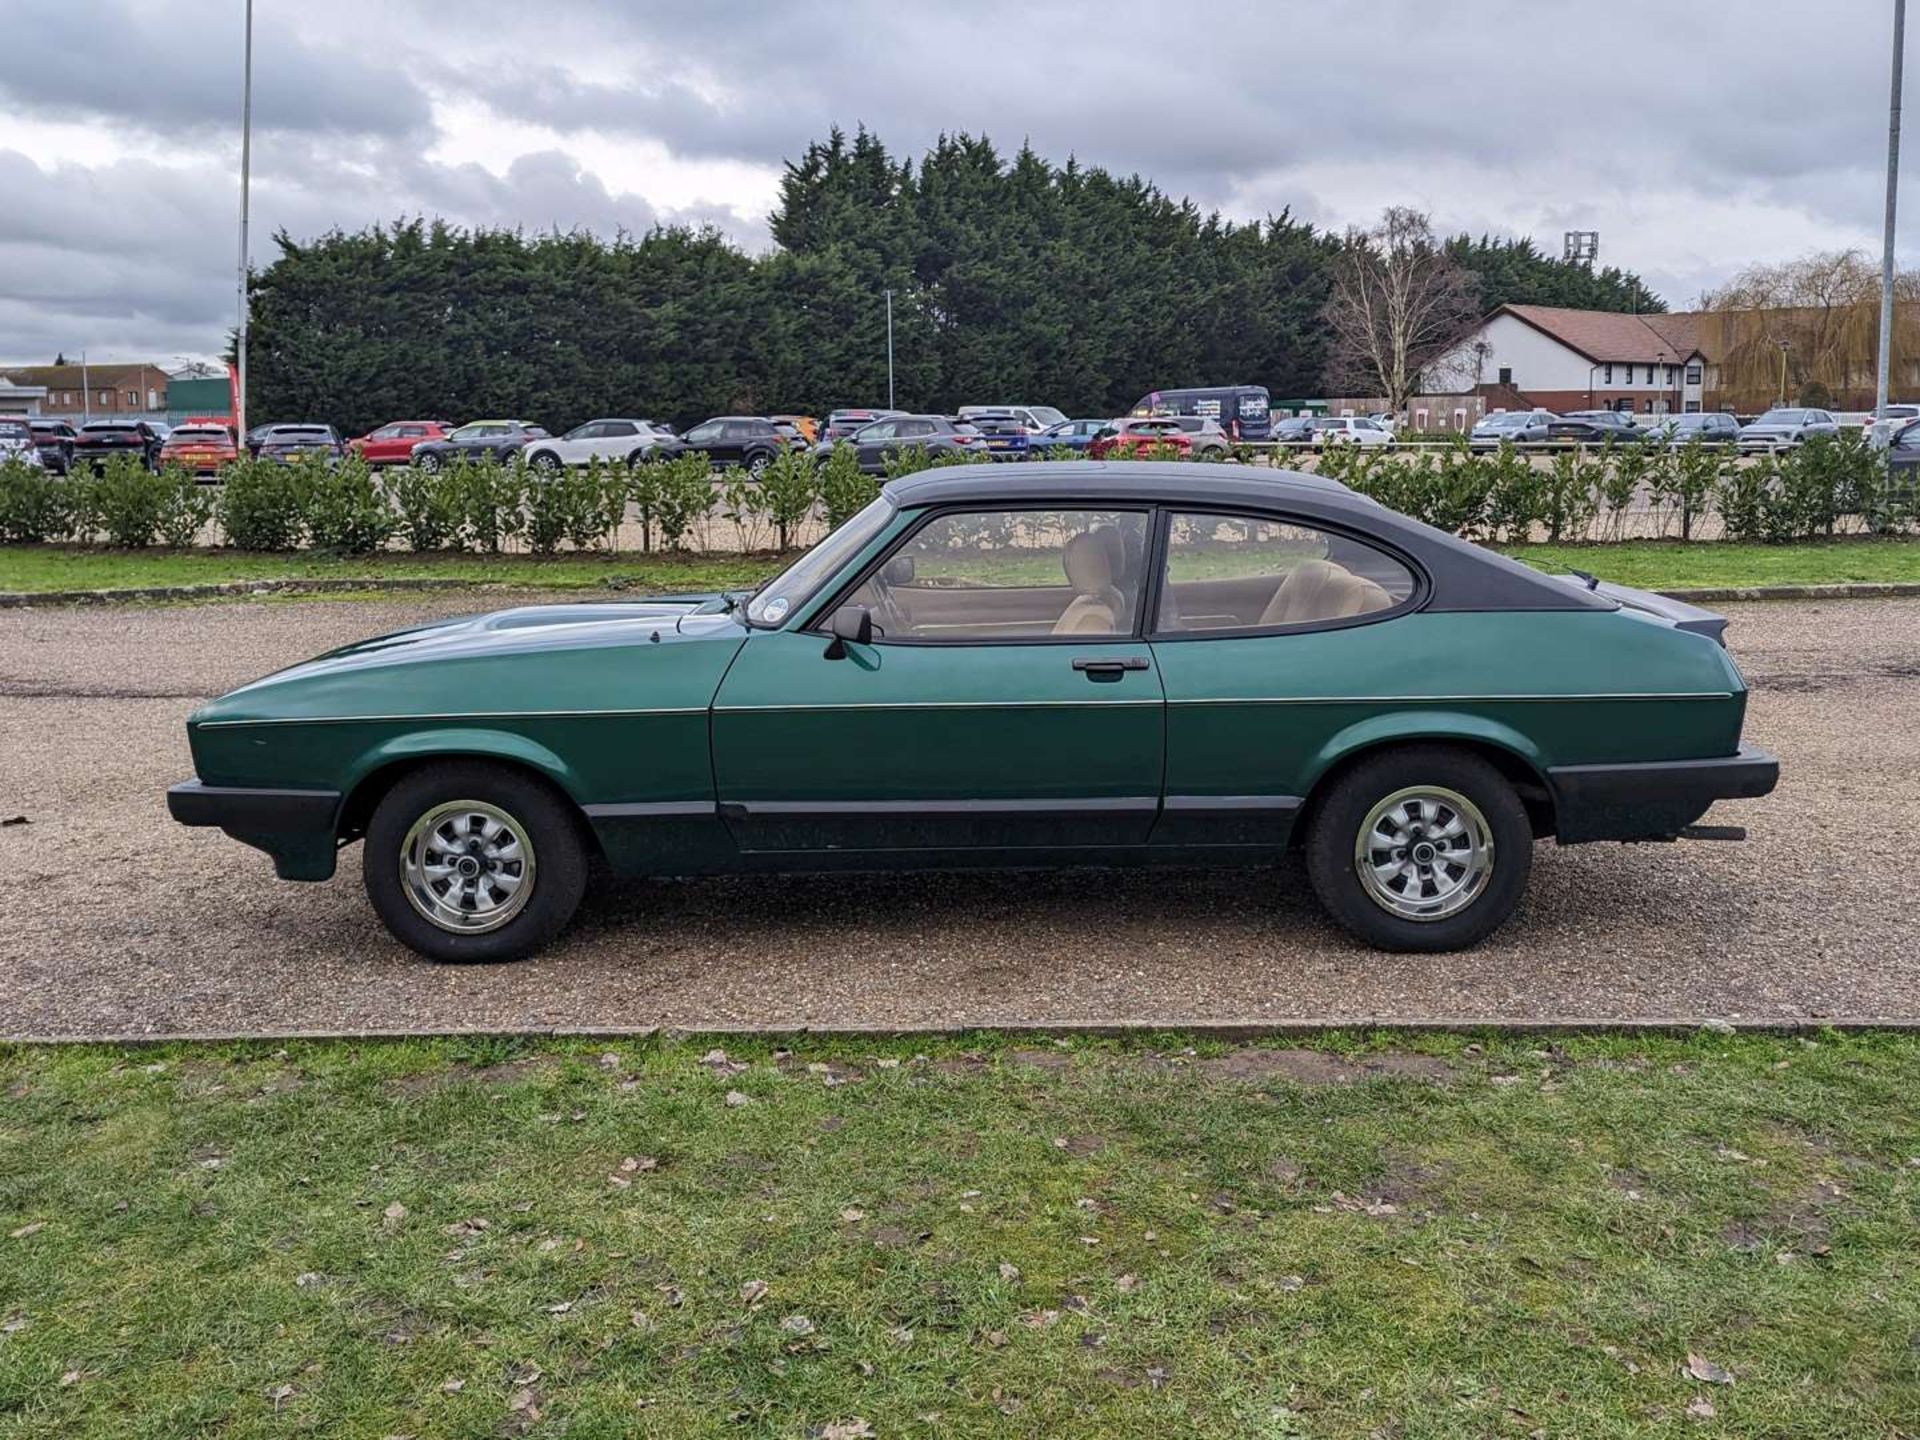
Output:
168 780 342 880
1546 745 1780 844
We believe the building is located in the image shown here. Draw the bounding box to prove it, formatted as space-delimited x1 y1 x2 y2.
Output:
0 375 50 416
1437 305 1709 415
0 362 172 423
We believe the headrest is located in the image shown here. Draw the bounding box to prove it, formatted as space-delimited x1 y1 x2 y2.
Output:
1062 527 1120 593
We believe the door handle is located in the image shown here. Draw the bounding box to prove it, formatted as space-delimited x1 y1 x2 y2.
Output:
1072 656 1150 676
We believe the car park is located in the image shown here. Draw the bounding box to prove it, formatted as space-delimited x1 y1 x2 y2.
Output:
348 421 455 466
159 423 240 476
27 419 76 473
1128 384 1272 441
249 424 345 465
1468 410 1555 448
1544 411 1655 444
73 419 164 470
814 414 984 474
168 459 1777 964
523 419 684 471
0 417 44 469
679 416 787 475
1310 416 1394 448
410 420 551 471
1738 407 1841 450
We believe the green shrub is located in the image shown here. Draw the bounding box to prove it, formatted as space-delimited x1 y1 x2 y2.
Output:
1716 457 1775 543
77 454 174 547
1484 443 1545 542
881 445 935 479
217 460 309 551
1596 440 1648 541
303 456 395 554
382 464 463 551
449 458 525 553
1662 440 1724 541
155 467 216 549
570 458 629 552
649 451 715 551
817 443 877 529
1540 450 1599 543
1422 440 1493 538
0 456 79 543
759 446 818 548
524 462 583 555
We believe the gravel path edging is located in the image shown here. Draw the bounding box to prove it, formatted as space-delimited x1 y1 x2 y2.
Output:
2 576 1920 609
5 1017 1915 1047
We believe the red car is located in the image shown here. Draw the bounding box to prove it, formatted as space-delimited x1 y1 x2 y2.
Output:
1087 417 1194 459
348 420 455 466
159 424 239 477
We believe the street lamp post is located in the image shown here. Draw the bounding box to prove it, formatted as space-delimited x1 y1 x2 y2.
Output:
1777 340 1791 406
1874 0 1908 448
234 0 253 440
884 288 895 410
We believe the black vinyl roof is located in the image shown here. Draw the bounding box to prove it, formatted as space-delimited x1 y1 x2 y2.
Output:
881 460 1614 615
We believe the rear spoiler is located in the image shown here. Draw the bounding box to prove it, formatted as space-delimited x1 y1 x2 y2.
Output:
1556 572 1729 646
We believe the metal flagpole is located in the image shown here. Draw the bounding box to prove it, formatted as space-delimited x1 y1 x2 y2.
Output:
1874 0 1906 447
235 0 254 439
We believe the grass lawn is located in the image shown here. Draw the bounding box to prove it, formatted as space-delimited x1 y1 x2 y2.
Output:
2 1031 1916 1437
1503 536 1920 590
0 546 785 596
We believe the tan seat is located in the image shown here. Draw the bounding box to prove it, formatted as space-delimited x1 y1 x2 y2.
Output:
1052 527 1128 635
1258 558 1392 627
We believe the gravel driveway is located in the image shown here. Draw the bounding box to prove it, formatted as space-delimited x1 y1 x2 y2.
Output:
2 592 1916 1037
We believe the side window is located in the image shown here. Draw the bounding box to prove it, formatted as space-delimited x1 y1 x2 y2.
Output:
684 422 720 445
859 421 897 442
602 421 636 438
897 419 935 439
1157 513 1415 634
835 509 1149 642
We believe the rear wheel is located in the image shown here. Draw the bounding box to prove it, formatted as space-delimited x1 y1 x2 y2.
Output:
416 451 443 473
529 450 561 473
363 761 588 963
746 451 771 478
1305 746 1532 952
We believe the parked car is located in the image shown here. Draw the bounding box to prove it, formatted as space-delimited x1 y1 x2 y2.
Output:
1647 412 1743 447
1127 385 1273 441
1310 416 1394 448
1271 415 1316 443
769 414 819 444
821 408 905 443
958 404 1068 439
0 417 43 469
1738 407 1841 450
168 460 1778 963
523 419 684 471
770 420 812 451
1088 417 1200 458
1468 410 1556 449
813 414 985 474
1544 411 1655 445
410 421 551 471
250 424 344 465
679 416 786 475
348 421 455 467
1038 418 1112 452
73 420 164 470
27 418 75 473
159 423 240 477
963 408 1043 460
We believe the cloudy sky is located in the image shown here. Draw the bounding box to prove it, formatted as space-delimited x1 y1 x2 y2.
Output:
2 0 1914 367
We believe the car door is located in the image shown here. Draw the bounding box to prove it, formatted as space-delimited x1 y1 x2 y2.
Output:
710 505 1165 855
592 421 638 461
1147 509 1421 848
852 420 897 471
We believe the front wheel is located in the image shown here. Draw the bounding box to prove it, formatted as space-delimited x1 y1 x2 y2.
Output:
1305 746 1532 952
416 452 442 473
529 450 561 473
746 451 771 478
363 761 589 963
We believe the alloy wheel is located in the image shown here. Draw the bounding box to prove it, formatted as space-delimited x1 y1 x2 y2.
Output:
1354 786 1494 922
399 800 538 935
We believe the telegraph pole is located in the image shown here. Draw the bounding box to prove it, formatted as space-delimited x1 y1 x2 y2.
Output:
234 0 254 439
1874 0 1907 446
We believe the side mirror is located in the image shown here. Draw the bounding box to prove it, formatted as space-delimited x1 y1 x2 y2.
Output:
822 605 874 660
883 555 915 585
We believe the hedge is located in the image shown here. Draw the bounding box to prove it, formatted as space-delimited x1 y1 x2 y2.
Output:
1 434 1911 555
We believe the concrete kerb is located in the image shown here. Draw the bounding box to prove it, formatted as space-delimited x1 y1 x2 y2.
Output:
3 577 1919 609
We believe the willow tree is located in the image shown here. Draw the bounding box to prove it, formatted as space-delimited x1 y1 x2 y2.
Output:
1696 249 1920 411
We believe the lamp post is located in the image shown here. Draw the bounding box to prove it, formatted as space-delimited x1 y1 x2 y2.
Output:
1874 0 1907 448
234 0 253 440
884 287 895 410
1777 340 1791 406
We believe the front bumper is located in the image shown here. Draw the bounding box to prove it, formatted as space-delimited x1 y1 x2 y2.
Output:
168 780 343 880
1546 745 1779 844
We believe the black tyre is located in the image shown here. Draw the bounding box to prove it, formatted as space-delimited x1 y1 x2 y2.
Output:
1305 745 1532 952
416 451 443 473
362 760 589 963
746 450 771 478
529 450 561 472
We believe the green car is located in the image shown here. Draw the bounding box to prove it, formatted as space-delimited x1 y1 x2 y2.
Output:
168 464 1778 962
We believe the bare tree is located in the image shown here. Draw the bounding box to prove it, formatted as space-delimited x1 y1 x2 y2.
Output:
1322 208 1481 413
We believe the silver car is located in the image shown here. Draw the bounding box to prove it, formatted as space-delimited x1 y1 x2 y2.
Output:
1738 407 1839 450
1469 409 1555 449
